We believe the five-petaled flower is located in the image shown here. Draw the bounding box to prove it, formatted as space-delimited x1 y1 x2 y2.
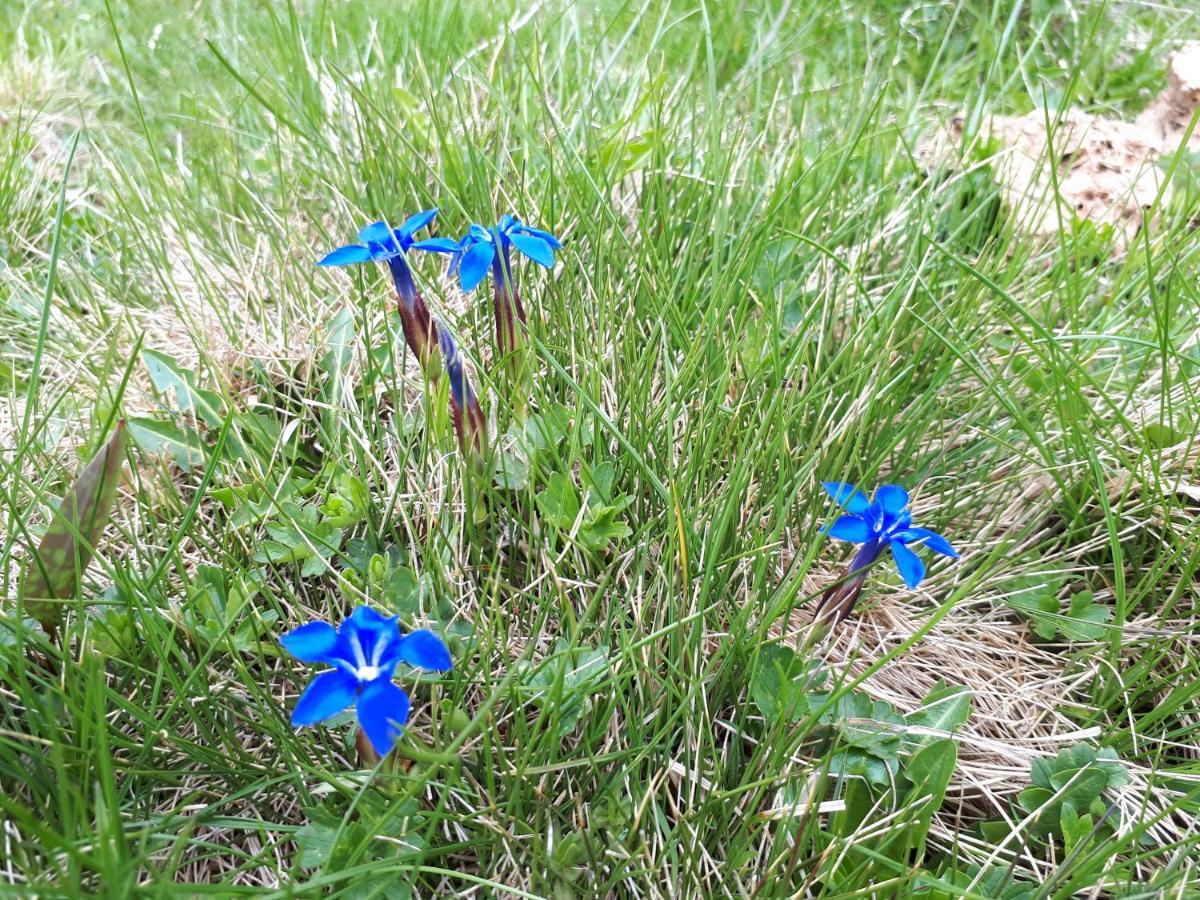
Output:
419 214 561 363
318 210 443 370
822 482 957 589
281 606 452 757
432 215 562 293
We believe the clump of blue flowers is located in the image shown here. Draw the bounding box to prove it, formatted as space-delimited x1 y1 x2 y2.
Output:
318 208 490 453
816 482 958 624
319 209 443 372
317 207 562 454
425 214 561 365
281 606 452 757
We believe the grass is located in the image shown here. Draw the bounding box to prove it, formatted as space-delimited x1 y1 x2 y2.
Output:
3 0 1200 895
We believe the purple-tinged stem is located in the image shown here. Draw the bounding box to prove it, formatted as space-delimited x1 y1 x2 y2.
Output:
387 256 438 372
438 326 486 453
813 539 885 627
355 727 381 767
491 244 526 366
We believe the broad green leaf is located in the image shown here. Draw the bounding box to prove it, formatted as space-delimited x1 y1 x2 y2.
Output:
828 748 898 786
320 471 369 528
1144 422 1186 449
829 775 875 838
295 821 337 867
142 348 225 428
1019 744 1128 837
898 739 957 862
537 473 581 530
1017 786 1054 814
907 682 972 738
906 739 958 801
1003 573 1070 638
494 448 531 490
1047 766 1108 801
127 417 205 471
1060 801 1094 853
1006 590 1060 640
978 819 1013 844
750 645 814 722
1059 591 1111 641
519 642 611 737
20 420 127 636
578 506 632 551
1095 747 1130 788
581 462 618 504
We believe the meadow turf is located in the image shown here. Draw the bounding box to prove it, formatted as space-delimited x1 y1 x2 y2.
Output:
3 0 1200 896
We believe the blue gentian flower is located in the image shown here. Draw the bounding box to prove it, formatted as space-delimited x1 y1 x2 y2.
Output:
822 482 957 589
318 209 439 269
416 215 561 363
318 210 441 369
417 214 562 293
281 606 452 757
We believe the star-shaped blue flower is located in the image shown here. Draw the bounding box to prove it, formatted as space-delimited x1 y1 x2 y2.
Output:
822 482 957 589
318 209 440 268
418 214 562 292
280 606 452 757
318 209 446 369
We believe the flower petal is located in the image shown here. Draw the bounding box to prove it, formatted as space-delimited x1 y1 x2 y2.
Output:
358 221 393 244
291 669 358 726
498 213 518 232
411 237 460 254
875 484 909 516
458 240 495 292
887 509 913 534
890 540 926 589
357 679 411 756
509 233 555 267
519 225 562 248
280 621 339 662
895 527 958 558
825 515 872 543
398 208 438 239
346 606 396 630
339 606 400 668
822 481 870 515
396 629 453 671
317 245 373 267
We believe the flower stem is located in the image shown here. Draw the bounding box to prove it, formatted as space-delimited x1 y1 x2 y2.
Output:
813 539 884 627
491 247 530 412
355 727 380 768
438 322 487 455
448 380 487 454
491 248 526 361
387 257 439 373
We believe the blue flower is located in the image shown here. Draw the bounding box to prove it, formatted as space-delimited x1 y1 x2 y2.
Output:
821 482 957 589
318 209 445 369
317 209 439 267
280 606 452 757
416 214 562 293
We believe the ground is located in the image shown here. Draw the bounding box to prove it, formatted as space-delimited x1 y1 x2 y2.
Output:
2 0 1200 896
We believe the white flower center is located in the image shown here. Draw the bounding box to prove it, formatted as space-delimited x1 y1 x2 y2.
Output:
356 665 380 682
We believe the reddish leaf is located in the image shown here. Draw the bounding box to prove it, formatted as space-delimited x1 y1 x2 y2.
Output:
20 420 128 637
